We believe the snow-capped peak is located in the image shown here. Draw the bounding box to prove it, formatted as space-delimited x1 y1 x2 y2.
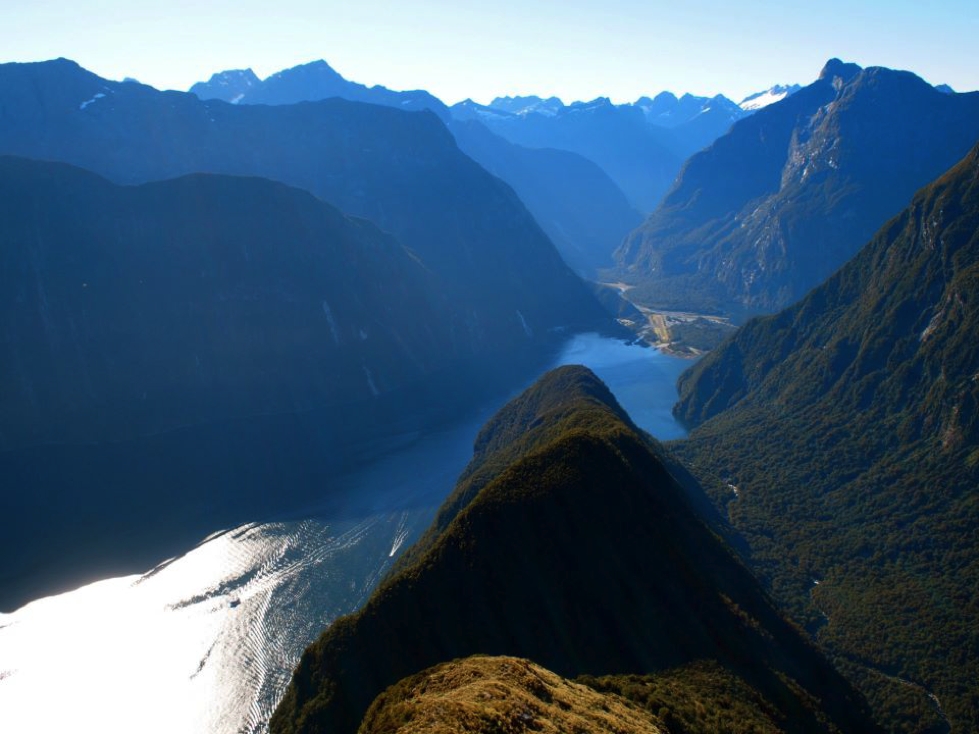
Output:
739 84 801 111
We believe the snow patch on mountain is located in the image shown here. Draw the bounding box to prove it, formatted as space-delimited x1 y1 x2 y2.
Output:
740 84 801 111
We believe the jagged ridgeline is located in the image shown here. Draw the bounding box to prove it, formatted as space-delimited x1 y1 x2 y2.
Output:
617 59 979 318
190 59 449 117
672 143 979 731
270 366 877 734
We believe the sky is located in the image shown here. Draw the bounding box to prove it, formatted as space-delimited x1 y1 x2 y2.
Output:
3 0 977 104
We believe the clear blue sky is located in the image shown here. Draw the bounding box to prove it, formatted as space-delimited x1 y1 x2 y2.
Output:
4 0 977 103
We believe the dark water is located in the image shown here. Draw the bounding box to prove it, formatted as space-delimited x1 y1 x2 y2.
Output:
0 333 693 733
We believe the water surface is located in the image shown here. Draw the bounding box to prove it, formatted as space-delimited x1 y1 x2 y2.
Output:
0 334 693 733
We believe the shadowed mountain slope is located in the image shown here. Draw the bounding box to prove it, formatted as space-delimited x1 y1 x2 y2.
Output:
0 156 558 611
270 366 877 734
449 119 642 275
672 143 979 732
0 58 607 357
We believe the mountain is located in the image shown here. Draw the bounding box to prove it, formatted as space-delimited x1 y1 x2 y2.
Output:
632 91 746 156
188 67 260 103
270 366 877 734
198 60 638 278
449 119 642 275
451 96 683 213
489 94 564 116
0 59 607 360
0 154 526 610
739 84 801 111
617 59 979 318
671 143 979 732
191 59 449 119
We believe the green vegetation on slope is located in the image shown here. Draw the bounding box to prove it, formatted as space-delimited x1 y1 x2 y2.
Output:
672 143 979 732
581 661 790 734
271 366 876 734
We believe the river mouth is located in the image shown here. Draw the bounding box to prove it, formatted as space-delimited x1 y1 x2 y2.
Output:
0 333 695 734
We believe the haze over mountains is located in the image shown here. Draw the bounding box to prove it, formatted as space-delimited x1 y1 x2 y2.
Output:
2 49 978 734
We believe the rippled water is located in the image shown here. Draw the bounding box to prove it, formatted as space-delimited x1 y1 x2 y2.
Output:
0 334 692 733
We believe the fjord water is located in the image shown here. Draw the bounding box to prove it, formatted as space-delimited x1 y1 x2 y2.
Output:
0 333 691 734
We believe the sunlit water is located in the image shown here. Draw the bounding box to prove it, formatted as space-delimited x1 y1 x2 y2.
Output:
0 333 692 733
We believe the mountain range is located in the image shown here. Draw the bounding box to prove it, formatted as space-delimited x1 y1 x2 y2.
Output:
190 59 449 118
616 59 979 318
671 141 979 731
270 366 878 734
0 58 607 357
188 60 796 273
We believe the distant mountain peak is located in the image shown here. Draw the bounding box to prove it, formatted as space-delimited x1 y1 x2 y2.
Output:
818 58 862 87
267 58 344 81
204 68 259 85
189 59 449 118
190 67 261 103
935 83 955 94
569 96 614 112
489 95 565 116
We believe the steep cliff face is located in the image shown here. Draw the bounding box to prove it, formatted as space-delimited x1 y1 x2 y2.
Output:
0 157 454 447
672 144 979 731
270 366 876 734
617 59 979 317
